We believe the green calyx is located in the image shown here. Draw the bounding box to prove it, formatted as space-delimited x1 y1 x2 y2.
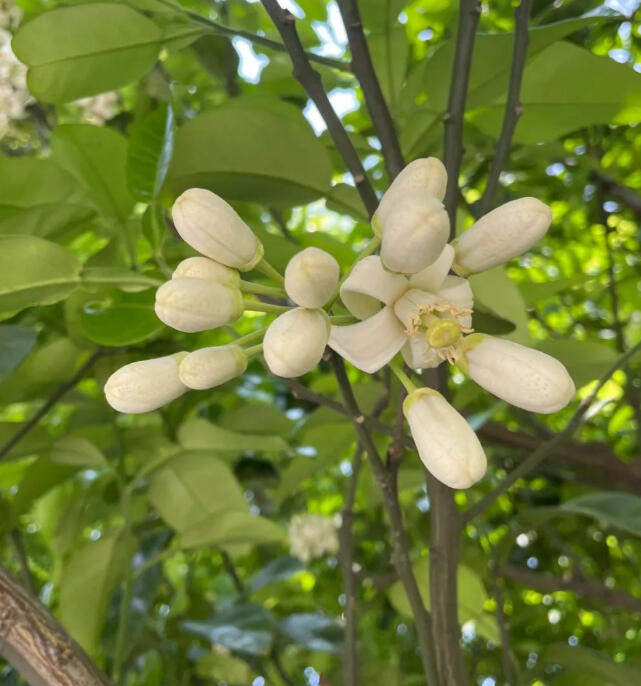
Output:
371 212 382 238
239 240 265 273
456 333 488 374
402 387 444 416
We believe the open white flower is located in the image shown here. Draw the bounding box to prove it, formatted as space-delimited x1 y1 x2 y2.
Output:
329 245 472 373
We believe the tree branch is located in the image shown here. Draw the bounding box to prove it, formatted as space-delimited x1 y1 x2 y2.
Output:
0 564 113 686
499 563 641 614
464 338 641 522
336 0 405 179
329 354 438 685
443 0 481 233
478 0 532 214
0 350 104 463
259 0 379 216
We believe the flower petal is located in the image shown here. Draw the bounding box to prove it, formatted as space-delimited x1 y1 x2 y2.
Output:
328 306 405 373
409 244 455 293
340 256 408 320
401 335 442 370
437 275 474 310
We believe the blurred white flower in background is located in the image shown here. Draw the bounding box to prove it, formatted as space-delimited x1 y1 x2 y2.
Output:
75 91 119 125
288 514 340 563
0 2 31 139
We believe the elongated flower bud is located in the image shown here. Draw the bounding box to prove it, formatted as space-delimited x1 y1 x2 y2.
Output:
380 192 449 274
105 354 187 414
374 157 447 233
264 308 330 378
461 334 575 413
172 188 264 271
453 198 552 275
284 247 340 308
178 345 247 390
404 388 487 489
173 256 239 288
155 277 243 333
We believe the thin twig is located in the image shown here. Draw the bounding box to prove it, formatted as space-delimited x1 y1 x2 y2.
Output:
338 446 363 686
0 350 105 463
442 0 481 234
329 354 438 685
259 0 379 216
336 0 405 178
493 579 516 685
464 338 641 522
478 0 532 214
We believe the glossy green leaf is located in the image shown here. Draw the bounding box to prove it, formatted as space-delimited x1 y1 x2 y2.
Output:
219 404 294 436
559 492 641 537
177 510 286 549
387 558 500 643
178 418 290 455
59 529 135 654
82 267 161 291
248 556 305 593
51 436 107 468
12 4 162 102
536 339 617 387
279 613 343 653
0 326 37 382
167 97 333 206
127 104 176 202
0 236 82 318
11 457 76 515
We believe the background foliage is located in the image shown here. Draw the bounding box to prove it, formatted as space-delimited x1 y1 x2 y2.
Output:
1 0 641 685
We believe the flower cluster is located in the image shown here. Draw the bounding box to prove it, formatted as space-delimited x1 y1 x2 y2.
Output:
288 513 339 563
0 1 31 138
75 91 119 125
105 156 575 491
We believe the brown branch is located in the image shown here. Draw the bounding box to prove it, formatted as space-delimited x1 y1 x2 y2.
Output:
336 0 405 179
0 350 104 463
329 354 438 685
499 563 641 614
0 564 113 686
493 580 516 685
597 173 641 218
259 0 378 216
465 339 641 522
478 0 532 214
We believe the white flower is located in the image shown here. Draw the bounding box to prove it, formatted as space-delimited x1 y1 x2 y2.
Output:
155 277 243 333
284 246 339 308
460 334 576 414
374 157 447 230
0 26 31 138
288 514 339 563
172 256 240 288
178 345 247 390
172 188 263 271
0 0 22 30
75 91 118 125
379 191 450 274
404 388 487 489
105 354 187 414
329 245 473 373
453 197 552 275
263 308 330 378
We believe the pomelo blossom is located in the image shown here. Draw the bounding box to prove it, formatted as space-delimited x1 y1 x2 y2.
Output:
0 9 31 139
288 514 339 563
75 91 118 125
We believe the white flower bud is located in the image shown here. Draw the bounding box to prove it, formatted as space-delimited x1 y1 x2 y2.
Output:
263 308 330 378
155 277 243 333
404 388 487 489
172 256 239 288
172 188 264 271
374 157 447 233
104 354 187 414
178 345 247 390
454 198 552 275
284 247 339 308
461 335 575 413
380 192 449 274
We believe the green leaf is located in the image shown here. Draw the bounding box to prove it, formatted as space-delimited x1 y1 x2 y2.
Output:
518 273 595 306
196 652 254 684
559 492 641 537
59 529 135 654
183 603 275 656
0 157 94 237
82 267 161 291
51 436 106 468
369 26 408 108
127 104 176 202
0 326 37 383
12 4 162 102
472 42 641 144
146 450 247 532
248 556 305 593
51 125 135 224
387 558 500 643
542 643 640 686
178 418 290 455
219 404 294 436
0 235 82 318
177 510 286 549
167 97 333 206
536 340 617 387
11 457 76 515
279 613 343 653
79 288 164 347
469 267 530 344
325 183 369 222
